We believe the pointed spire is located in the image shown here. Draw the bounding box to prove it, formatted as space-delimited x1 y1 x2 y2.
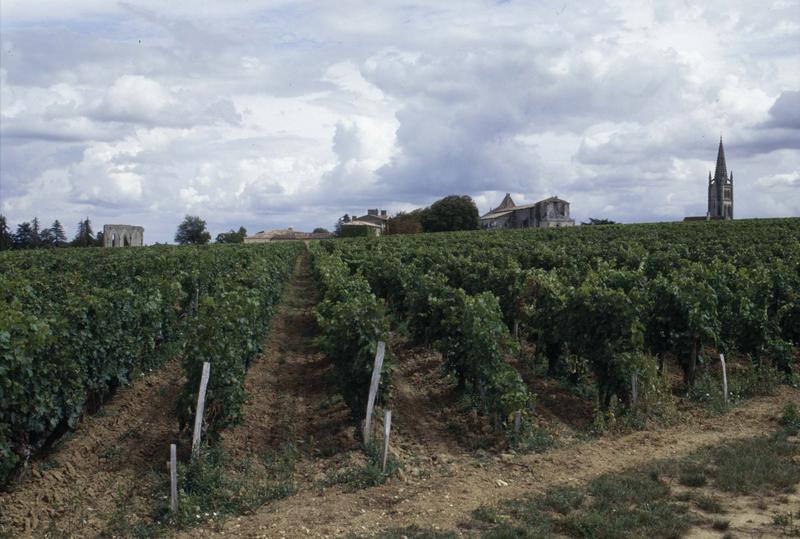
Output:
714 137 727 181
494 193 516 211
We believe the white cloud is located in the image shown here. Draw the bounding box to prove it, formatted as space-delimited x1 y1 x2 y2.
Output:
1 0 798 242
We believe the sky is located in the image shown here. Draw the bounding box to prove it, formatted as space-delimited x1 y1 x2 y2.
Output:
1 0 798 243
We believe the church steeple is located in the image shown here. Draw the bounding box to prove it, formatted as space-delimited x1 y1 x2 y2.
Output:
714 137 727 181
707 136 734 220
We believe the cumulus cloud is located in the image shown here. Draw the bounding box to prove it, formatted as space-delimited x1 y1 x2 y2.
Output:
1 0 798 242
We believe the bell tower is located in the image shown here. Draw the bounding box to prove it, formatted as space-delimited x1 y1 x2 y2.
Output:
708 137 733 219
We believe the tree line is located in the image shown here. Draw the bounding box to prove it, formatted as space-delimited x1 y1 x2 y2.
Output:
0 215 103 250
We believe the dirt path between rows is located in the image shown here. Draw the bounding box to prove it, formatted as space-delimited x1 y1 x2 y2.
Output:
0 356 184 537
220 250 356 462
184 386 799 538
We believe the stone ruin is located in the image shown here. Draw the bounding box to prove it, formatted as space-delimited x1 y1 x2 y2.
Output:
103 224 144 247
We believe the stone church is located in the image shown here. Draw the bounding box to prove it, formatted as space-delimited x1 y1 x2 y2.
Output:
685 138 734 221
480 194 575 229
708 137 734 219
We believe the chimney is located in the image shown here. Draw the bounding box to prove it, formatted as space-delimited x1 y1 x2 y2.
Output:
367 209 378 216
381 210 387 217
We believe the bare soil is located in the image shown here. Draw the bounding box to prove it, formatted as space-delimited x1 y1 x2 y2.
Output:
0 358 184 537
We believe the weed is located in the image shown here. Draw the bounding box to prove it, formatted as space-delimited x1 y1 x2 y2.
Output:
39 457 60 471
710 433 800 494
364 526 458 539
781 403 800 434
510 422 556 454
694 495 725 513
712 519 730 531
160 443 296 529
322 443 399 492
678 462 708 488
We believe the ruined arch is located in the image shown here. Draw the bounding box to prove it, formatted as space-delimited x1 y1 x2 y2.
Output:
103 225 144 247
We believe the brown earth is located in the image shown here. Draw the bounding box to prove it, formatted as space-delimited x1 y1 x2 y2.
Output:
2 251 798 539
0 356 184 537
178 386 798 538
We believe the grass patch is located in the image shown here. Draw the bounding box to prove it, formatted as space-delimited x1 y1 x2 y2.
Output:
694 494 725 514
322 442 400 492
711 519 730 531
473 471 692 539
152 443 297 530
469 428 800 538
510 422 557 454
710 433 800 494
363 526 457 539
780 403 800 434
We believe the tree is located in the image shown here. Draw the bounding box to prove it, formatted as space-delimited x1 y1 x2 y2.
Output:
581 218 617 225
387 210 423 235
313 227 329 234
30 217 42 248
72 218 95 247
0 215 13 250
13 221 36 249
334 214 351 237
49 220 68 247
215 226 247 244
95 231 105 247
40 227 55 247
420 195 479 233
175 215 211 245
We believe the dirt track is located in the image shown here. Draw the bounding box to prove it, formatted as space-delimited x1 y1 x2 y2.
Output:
180 386 797 538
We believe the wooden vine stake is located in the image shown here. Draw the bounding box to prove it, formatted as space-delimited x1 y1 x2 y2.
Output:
381 409 392 473
513 320 519 340
191 361 211 457
363 341 385 445
631 374 638 407
169 444 178 513
720 353 729 404
514 410 522 435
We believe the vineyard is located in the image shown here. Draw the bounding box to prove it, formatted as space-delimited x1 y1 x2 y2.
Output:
1 218 799 538
0 242 303 485
314 218 800 437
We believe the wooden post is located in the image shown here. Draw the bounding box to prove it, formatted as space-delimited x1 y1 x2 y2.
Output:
382 409 392 473
720 353 728 404
631 374 638 407
363 342 385 445
192 362 211 457
169 444 178 513
514 410 522 435
513 320 519 340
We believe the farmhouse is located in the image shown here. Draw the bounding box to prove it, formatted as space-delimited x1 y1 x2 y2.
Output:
244 228 332 243
480 194 575 229
340 220 382 237
354 209 389 231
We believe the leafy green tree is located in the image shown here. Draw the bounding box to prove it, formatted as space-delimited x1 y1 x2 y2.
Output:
72 218 95 247
215 226 247 244
0 215 13 250
387 210 423 235
95 231 105 246
312 227 329 234
420 195 479 233
49 220 68 247
175 215 211 245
